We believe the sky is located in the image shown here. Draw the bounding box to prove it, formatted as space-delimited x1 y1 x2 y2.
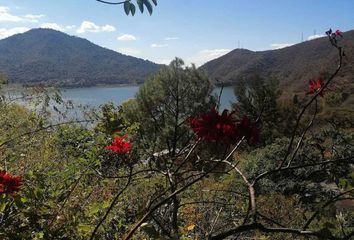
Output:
1 0 354 66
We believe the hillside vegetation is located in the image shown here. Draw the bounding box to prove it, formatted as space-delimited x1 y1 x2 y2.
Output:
201 30 354 92
0 29 159 87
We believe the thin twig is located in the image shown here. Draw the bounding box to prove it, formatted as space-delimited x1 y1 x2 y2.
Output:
0 120 92 148
123 137 245 240
89 168 133 240
286 97 318 167
303 188 354 230
278 46 343 169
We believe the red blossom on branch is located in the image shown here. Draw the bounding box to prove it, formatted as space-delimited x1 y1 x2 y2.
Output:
308 78 324 97
188 108 259 145
0 170 22 196
335 29 343 37
237 116 260 145
326 28 343 47
105 135 132 155
188 108 236 142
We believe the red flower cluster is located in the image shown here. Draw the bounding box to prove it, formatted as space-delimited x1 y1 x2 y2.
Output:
188 109 235 142
0 170 22 196
105 135 132 155
326 29 343 47
238 116 260 145
188 108 259 145
308 78 324 97
335 29 343 37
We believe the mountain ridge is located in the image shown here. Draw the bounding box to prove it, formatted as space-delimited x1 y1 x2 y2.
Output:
0 28 159 87
200 30 354 92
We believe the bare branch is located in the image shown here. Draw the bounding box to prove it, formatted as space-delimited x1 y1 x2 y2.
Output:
0 120 93 148
89 168 133 240
278 46 344 169
303 188 354 230
123 137 246 239
253 156 354 185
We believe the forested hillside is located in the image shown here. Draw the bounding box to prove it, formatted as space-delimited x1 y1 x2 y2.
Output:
201 30 354 92
0 29 159 87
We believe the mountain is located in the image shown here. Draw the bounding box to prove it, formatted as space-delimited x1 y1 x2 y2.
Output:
201 30 354 92
0 28 159 87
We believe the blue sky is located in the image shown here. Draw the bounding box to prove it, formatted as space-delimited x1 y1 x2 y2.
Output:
1 0 354 66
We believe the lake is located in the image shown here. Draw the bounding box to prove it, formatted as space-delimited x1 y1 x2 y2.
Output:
60 85 236 110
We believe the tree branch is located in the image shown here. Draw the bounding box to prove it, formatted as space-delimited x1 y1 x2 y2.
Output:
123 137 245 239
278 45 344 169
0 120 92 148
303 188 354 230
96 0 128 5
89 168 133 240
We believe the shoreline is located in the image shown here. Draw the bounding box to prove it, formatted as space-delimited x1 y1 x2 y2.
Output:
2 83 142 91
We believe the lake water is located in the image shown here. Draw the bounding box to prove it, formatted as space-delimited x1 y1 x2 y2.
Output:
60 85 236 110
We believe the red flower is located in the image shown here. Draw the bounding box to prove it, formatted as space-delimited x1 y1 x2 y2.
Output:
105 135 132 155
308 78 324 97
188 108 259 145
0 170 22 196
335 29 343 37
188 108 237 142
237 116 260 145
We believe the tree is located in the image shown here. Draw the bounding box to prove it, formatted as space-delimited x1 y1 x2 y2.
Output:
123 57 215 158
233 74 297 145
119 58 216 238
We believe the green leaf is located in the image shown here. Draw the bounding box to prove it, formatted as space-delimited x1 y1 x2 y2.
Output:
89 203 101 215
102 200 110 209
33 232 44 240
137 0 144 13
0 201 7 212
142 0 153 15
124 1 131 15
78 224 94 233
151 0 157 6
130 3 136 15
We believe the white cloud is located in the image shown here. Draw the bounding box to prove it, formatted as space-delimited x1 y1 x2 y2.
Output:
0 6 44 23
0 6 22 22
102 25 116 32
187 48 231 66
40 23 76 32
155 58 172 65
117 34 136 41
76 21 116 34
24 14 45 23
270 43 294 49
0 27 29 39
117 47 141 56
25 14 45 19
77 21 99 33
41 23 65 31
151 43 168 48
164 37 179 41
65 25 76 30
307 34 325 40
